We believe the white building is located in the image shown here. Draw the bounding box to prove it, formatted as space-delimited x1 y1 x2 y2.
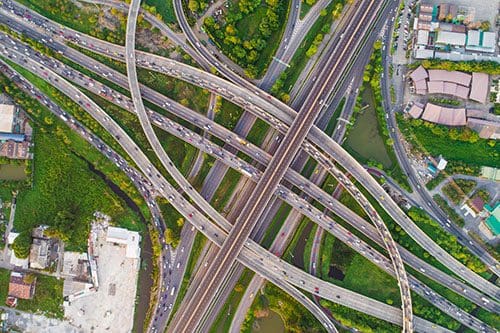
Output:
106 227 141 259
0 104 15 133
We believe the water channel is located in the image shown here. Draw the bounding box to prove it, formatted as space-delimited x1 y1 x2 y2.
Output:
83 159 153 333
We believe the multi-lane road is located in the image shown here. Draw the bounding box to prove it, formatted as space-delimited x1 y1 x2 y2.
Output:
1 0 499 331
0 22 496 330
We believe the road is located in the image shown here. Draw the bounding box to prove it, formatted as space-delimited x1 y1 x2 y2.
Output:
1 20 498 330
167 0 413 331
3 1 498 299
0 0 496 326
2 25 497 325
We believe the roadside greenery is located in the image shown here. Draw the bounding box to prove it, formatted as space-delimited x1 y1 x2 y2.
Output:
156 199 183 248
442 179 476 205
242 283 324 333
433 194 465 227
408 208 487 274
203 0 289 78
397 114 499 168
0 72 145 251
414 59 500 75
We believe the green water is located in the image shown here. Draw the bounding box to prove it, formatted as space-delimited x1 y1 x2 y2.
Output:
251 310 285 333
0 164 27 181
345 85 392 168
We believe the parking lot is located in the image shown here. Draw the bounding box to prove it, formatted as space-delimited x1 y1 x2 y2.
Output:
64 227 140 333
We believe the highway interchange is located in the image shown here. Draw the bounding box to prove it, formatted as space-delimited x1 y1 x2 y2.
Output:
0 0 499 332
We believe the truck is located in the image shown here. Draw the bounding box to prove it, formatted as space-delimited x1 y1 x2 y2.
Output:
170 286 176 296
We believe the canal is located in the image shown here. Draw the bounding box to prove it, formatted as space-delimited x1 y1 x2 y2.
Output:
83 158 153 333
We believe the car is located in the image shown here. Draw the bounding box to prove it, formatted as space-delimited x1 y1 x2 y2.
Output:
188 213 193 218
314 287 319 293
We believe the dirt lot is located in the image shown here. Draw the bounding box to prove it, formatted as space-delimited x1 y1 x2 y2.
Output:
64 228 140 333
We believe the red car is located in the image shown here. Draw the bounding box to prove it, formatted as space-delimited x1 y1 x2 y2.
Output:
314 287 319 293
188 213 193 218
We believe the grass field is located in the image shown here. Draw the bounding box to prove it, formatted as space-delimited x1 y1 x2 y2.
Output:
144 0 177 24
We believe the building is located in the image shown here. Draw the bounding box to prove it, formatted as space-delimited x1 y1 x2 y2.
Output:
0 133 24 142
409 66 428 95
408 104 424 119
466 30 496 53
481 167 500 181
436 156 448 170
467 118 500 139
29 226 60 270
0 104 15 133
469 72 489 104
6 271 36 306
484 202 500 237
106 227 141 259
421 103 467 126
427 69 471 87
435 31 466 47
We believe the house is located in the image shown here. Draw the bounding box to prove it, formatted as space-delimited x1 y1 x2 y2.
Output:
469 73 489 104
29 226 60 270
6 271 36 307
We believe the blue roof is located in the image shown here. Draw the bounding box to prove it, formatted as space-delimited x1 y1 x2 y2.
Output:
0 133 25 142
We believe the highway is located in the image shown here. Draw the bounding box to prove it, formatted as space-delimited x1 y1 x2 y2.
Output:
1 20 498 330
0 44 456 332
2 28 497 322
167 0 414 331
3 2 498 299
0 0 496 326
379 15 500 277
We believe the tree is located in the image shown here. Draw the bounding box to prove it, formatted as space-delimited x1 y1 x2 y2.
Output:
176 217 185 228
12 231 32 259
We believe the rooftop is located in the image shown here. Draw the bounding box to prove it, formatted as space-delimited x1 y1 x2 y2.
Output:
427 69 472 87
469 72 489 104
106 226 141 259
0 104 14 133
435 31 466 46
8 271 36 300
421 103 466 126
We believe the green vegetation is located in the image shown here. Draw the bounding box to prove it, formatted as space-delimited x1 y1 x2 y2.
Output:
441 179 476 204
319 299 399 333
143 0 177 25
156 200 184 248
303 224 317 272
211 168 242 212
214 99 244 131
408 208 487 274
0 269 63 318
261 203 292 249
271 0 345 102
0 71 145 251
428 97 461 106
210 269 254 333
203 0 290 78
397 114 499 168
18 0 127 45
416 59 500 75
433 194 465 227
242 283 325 332
12 230 31 258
